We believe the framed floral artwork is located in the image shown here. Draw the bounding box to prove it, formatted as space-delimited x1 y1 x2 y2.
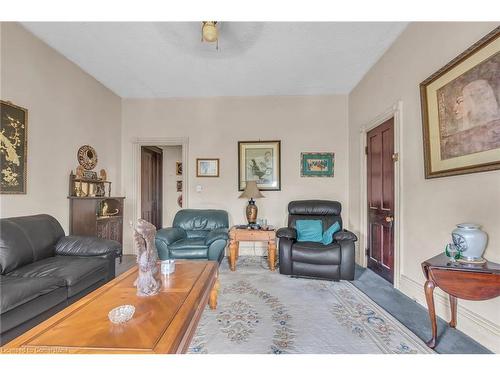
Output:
301 152 335 177
420 27 500 178
238 140 281 191
1 100 28 194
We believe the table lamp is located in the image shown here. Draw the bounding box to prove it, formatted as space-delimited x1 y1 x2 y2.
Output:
239 180 265 225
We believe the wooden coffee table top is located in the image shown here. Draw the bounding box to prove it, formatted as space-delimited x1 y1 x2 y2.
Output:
2 260 218 354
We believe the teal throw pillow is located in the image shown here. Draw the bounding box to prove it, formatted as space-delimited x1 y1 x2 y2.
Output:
322 222 341 245
296 220 323 242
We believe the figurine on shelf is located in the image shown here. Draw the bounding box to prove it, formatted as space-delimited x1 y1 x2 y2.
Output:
101 201 118 216
133 219 160 297
76 165 85 179
99 169 107 181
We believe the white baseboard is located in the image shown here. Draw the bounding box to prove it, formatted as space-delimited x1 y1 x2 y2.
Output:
399 274 500 353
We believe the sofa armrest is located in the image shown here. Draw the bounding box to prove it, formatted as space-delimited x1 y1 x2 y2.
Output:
276 227 297 240
333 229 358 243
156 227 186 246
205 228 229 247
55 236 121 257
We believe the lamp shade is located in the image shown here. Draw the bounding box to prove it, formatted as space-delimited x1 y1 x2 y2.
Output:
239 181 265 199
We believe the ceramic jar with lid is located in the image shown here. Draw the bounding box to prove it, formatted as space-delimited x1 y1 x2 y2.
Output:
452 223 488 261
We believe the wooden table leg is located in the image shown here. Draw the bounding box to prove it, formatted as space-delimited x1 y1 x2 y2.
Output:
209 277 220 310
268 240 276 271
229 239 238 271
449 295 457 328
424 280 437 348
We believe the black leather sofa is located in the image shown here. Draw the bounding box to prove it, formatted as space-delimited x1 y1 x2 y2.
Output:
0 214 122 345
277 200 357 281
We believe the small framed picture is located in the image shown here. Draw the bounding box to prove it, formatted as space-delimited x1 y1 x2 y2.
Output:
301 152 335 177
176 180 182 192
197 158 220 177
82 170 98 180
176 161 182 176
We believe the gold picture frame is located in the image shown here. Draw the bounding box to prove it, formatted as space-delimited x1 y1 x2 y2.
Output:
1 100 28 194
420 27 500 179
196 158 220 177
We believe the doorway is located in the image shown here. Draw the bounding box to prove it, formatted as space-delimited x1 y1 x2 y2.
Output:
141 146 163 229
366 117 395 284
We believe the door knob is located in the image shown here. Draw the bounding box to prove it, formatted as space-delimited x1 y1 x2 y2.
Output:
385 216 394 223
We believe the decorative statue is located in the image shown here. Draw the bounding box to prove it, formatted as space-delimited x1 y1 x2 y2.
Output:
133 219 161 297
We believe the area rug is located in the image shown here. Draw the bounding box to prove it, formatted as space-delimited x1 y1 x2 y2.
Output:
188 257 434 354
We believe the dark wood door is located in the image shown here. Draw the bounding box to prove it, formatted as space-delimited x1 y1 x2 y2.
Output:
367 118 395 283
141 146 163 229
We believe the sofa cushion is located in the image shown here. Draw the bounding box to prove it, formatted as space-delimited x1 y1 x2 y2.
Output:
173 209 229 232
8 256 108 297
168 238 208 259
291 242 341 265
322 222 341 245
296 220 323 242
0 214 65 274
169 238 208 251
0 275 65 314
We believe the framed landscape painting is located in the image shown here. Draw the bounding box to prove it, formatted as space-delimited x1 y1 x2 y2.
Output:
238 140 281 191
301 152 334 177
196 158 219 177
1 100 28 194
420 27 500 178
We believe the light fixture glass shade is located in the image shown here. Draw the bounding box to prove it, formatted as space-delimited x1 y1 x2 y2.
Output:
239 181 265 199
202 22 218 43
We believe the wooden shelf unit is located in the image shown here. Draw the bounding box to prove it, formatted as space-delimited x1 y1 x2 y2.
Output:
68 196 125 245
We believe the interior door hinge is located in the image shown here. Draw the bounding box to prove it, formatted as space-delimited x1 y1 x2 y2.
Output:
365 248 370 255
392 152 399 162
365 146 368 155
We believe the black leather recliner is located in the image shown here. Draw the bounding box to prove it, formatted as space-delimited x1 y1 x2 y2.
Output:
0 214 122 345
277 200 357 281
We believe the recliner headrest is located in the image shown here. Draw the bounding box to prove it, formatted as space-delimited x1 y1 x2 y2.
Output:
288 200 341 216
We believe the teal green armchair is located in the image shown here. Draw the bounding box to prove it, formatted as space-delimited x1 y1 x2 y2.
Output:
155 209 229 263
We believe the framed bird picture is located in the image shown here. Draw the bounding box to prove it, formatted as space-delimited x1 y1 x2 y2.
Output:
238 140 281 191
1 100 28 194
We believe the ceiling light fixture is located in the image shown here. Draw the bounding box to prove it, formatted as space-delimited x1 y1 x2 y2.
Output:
201 21 219 50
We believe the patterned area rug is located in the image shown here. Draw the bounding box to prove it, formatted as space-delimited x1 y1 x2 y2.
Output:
188 257 434 354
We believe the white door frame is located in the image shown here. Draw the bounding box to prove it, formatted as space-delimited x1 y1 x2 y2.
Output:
358 101 403 289
132 137 189 228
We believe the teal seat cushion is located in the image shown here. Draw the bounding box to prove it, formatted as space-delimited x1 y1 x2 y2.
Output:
322 222 341 245
296 220 323 242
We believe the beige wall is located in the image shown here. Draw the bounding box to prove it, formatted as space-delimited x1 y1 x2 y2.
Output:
162 145 183 226
122 95 349 255
0 23 122 232
348 22 500 352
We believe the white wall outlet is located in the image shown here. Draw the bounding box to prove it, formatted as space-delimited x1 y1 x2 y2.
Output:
196 185 203 193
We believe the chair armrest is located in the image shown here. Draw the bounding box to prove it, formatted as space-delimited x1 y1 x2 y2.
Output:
205 228 229 246
156 227 186 246
276 227 297 240
55 236 121 257
333 229 358 242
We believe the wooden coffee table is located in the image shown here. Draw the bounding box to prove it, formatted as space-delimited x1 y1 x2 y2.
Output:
2 260 219 354
229 227 277 271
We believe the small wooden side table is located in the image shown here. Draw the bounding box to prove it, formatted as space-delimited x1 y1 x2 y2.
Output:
421 253 500 348
228 227 277 271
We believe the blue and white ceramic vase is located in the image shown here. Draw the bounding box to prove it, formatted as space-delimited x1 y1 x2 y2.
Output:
452 223 488 261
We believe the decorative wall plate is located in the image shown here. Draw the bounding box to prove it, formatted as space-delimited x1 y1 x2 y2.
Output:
77 145 98 170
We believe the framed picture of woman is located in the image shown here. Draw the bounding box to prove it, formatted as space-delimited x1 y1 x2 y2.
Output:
420 27 500 178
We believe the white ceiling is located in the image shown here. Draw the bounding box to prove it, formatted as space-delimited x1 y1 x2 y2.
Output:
21 22 408 98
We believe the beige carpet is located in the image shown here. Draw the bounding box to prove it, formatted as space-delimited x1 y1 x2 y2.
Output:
188 257 434 354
